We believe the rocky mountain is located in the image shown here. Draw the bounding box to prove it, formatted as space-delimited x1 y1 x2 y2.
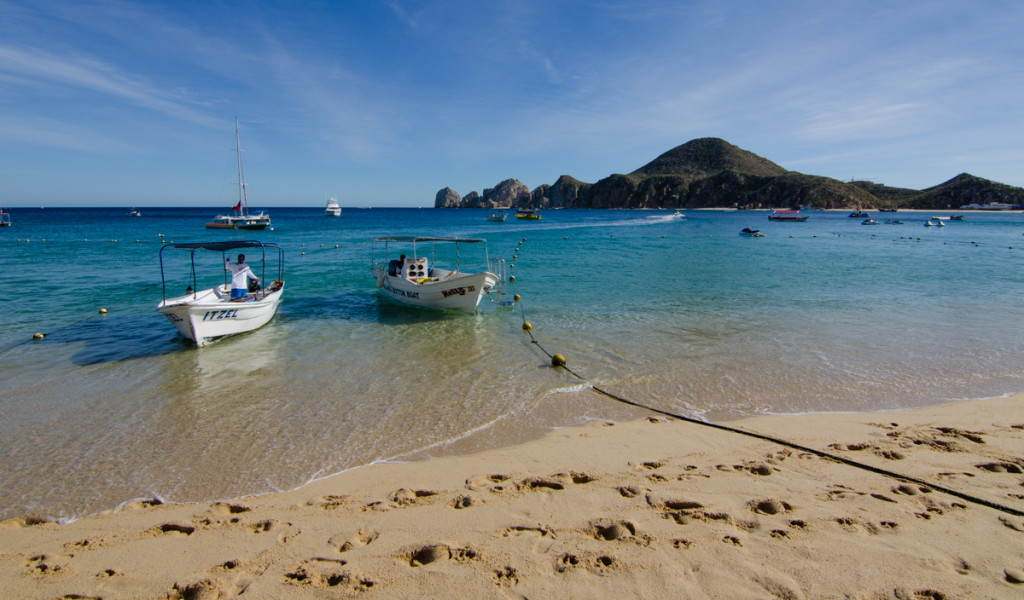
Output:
435 138 1024 210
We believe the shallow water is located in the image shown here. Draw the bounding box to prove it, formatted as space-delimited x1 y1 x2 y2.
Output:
1 207 1022 521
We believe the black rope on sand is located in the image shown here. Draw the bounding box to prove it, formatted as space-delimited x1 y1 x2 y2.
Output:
508 241 1024 519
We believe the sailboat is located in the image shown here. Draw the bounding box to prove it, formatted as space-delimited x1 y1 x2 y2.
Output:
206 118 272 230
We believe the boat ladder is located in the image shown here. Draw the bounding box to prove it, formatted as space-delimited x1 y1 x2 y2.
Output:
487 257 515 309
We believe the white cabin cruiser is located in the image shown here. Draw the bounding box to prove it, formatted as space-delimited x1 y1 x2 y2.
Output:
325 197 342 216
157 240 285 347
370 236 502 312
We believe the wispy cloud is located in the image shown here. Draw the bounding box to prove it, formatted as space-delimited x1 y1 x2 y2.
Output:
0 44 221 129
0 115 137 152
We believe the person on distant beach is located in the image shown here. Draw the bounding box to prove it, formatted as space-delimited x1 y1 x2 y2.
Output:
226 254 258 299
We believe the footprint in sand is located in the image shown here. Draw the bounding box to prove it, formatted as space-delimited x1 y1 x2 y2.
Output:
307 495 351 509
149 523 196 536
493 565 519 587
283 557 375 591
465 473 515 494
407 543 451 567
331 528 379 553
589 519 651 546
24 554 70 577
450 493 479 509
211 502 251 515
976 461 1024 474
748 498 793 516
391 488 440 506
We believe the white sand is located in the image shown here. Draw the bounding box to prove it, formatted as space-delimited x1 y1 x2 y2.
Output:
2 394 1023 599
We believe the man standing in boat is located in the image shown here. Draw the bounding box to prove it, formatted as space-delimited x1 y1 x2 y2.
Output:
226 254 258 300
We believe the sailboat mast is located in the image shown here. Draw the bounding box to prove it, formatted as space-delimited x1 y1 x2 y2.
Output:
235 117 248 216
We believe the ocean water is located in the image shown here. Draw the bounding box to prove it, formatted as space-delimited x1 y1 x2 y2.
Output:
1 206 1022 522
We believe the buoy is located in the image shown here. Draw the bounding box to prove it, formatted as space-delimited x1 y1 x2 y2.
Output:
334 244 339 248
522 238 526 242
302 243 305 247
564 236 568 240
42 238 47 242
509 264 514 269
301 252 305 256
509 275 515 282
135 239 139 243
513 254 517 260
551 354 566 367
522 322 532 331
33 332 44 340
159 233 164 237
320 244 323 248
513 294 521 302
98 308 107 314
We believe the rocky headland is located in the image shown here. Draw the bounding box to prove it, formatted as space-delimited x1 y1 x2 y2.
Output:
435 138 1024 210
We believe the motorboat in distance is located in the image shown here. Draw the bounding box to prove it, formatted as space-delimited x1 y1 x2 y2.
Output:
768 210 808 222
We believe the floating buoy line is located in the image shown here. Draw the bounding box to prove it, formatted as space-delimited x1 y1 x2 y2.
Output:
0 284 157 356
506 235 1024 518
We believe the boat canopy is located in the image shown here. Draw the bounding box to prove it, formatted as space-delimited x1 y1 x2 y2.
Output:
159 240 283 302
164 240 280 252
372 236 486 244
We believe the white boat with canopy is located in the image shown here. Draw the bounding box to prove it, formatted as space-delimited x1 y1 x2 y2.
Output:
325 197 342 216
157 240 284 347
370 236 505 312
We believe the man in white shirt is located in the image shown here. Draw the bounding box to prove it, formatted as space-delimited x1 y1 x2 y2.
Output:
226 254 258 300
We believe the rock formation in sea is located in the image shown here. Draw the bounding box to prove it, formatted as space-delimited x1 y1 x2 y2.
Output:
434 138 1024 210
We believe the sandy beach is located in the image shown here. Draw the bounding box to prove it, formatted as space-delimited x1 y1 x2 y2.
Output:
2 393 1023 599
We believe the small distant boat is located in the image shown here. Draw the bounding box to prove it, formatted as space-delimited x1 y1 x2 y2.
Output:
879 208 898 212
157 240 285 347
768 210 808 222
740 227 765 237
884 219 903 225
325 197 342 217
848 210 870 218
487 212 507 222
515 209 541 220
206 118 272 231
0 208 10 227
127 208 141 217
924 219 944 227
861 219 879 225
949 215 965 221
371 236 500 312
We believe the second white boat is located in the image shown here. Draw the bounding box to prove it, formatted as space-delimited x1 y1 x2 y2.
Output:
370 236 501 312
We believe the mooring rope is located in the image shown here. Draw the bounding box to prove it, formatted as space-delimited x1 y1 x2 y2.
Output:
506 237 1024 519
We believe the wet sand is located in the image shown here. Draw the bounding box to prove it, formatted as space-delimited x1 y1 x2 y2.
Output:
2 394 1023 599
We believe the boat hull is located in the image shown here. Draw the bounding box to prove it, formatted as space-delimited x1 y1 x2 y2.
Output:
372 270 497 312
157 285 284 347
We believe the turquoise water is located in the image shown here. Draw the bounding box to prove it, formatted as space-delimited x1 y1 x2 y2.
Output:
1 207 1022 521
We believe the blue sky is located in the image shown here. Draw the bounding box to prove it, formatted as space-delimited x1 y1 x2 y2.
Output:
1 0 1022 207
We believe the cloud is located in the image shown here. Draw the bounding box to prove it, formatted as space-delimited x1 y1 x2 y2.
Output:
0 115 137 152
0 44 221 129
